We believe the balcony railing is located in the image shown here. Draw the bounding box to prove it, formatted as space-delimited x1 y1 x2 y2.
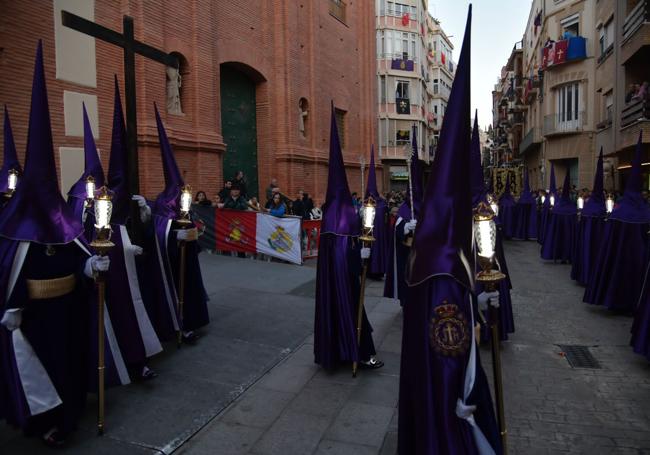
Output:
543 111 587 136
520 127 541 155
623 0 650 43
621 98 650 129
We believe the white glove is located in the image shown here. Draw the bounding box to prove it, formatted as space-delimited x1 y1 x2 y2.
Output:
1 309 22 331
132 195 151 223
478 291 500 310
360 247 371 259
404 219 417 235
129 244 144 256
85 255 110 277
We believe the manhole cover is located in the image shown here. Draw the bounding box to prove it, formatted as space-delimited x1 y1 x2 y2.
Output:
558 345 601 369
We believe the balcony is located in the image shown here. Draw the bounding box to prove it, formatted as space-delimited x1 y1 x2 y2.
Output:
543 111 587 136
621 98 650 129
622 0 650 63
520 128 541 155
541 36 587 70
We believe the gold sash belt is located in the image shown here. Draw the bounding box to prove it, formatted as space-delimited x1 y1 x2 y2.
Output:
26 274 76 300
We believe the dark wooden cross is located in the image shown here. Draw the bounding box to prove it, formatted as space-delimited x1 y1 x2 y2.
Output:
61 11 178 238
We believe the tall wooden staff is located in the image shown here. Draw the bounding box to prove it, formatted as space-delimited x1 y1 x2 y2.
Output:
89 186 115 435
352 197 376 378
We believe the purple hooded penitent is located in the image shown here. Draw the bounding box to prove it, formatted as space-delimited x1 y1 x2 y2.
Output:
0 41 81 245
107 76 130 225
498 174 516 239
399 7 502 454
0 106 22 194
513 169 538 240
586 133 650 311
314 103 376 369
538 162 556 245
365 145 388 276
471 113 514 341
541 169 577 262
571 148 606 285
67 103 105 234
385 126 424 304
149 105 209 334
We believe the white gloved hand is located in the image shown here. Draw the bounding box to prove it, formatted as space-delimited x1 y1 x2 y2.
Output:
132 195 152 223
404 219 417 235
360 247 371 259
1 309 23 331
85 255 110 277
478 291 500 310
129 245 144 256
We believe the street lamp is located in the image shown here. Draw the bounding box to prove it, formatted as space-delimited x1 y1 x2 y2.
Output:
473 201 508 454
89 186 114 436
352 196 377 378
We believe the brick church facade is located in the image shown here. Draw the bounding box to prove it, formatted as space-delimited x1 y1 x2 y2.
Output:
0 0 378 204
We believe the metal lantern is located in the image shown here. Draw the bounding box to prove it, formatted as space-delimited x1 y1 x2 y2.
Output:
473 202 506 285
360 197 377 242
606 194 614 214
577 196 584 210
7 169 18 192
541 194 546 205
86 175 96 201
176 184 193 226
91 186 114 250
549 194 555 208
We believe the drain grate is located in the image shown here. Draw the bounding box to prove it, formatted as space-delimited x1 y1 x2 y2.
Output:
558 345 601 369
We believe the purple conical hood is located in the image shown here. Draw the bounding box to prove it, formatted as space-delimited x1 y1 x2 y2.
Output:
610 132 650 223
365 145 381 200
152 104 185 219
397 126 424 220
0 42 82 244
107 76 130 225
1 106 22 193
470 112 487 207
518 168 536 204
553 168 577 215
68 103 105 199
407 5 473 289
582 147 605 217
321 103 359 236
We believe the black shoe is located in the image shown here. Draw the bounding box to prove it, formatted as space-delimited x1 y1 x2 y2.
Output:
42 428 66 448
141 366 158 381
360 357 384 370
182 331 201 345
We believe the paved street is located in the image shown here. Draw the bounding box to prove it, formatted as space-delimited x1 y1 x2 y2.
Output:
2 241 650 454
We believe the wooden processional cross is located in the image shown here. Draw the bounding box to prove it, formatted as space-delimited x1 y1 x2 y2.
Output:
61 11 178 236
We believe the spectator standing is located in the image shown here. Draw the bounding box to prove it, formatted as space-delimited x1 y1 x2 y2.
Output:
234 170 248 199
224 184 249 210
266 192 286 217
266 178 278 202
302 192 314 219
293 190 305 218
219 180 232 201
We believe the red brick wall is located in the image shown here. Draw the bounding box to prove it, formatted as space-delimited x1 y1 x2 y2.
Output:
0 0 379 206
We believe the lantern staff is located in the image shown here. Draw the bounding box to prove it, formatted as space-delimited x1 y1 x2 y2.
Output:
175 184 196 347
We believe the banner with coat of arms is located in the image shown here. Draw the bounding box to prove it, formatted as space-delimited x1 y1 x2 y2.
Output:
492 167 523 198
212 208 302 264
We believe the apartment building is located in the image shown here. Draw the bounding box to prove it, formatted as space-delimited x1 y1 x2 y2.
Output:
375 0 454 190
493 0 650 193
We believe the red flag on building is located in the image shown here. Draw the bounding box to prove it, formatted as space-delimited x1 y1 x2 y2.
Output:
554 39 568 65
402 13 410 26
441 51 446 65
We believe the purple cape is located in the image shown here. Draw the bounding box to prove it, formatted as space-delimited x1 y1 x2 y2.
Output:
537 163 557 245
631 255 650 360
498 175 516 239
541 171 577 261
513 170 538 240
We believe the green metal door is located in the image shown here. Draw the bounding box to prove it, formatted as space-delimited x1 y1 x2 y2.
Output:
220 65 258 198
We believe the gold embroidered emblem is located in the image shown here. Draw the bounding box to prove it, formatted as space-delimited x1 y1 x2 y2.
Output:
429 301 469 356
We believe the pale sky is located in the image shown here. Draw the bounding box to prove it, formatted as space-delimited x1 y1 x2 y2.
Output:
428 0 533 131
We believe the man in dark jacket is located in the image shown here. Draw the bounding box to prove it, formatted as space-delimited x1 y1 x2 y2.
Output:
302 192 314 219
224 184 249 210
293 190 305 218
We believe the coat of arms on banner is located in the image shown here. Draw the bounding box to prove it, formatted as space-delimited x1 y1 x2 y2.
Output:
226 219 249 246
267 226 293 253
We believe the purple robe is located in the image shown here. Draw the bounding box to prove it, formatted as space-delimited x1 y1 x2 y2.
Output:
314 234 375 369
583 221 650 311
383 218 410 305
570 216 605 286
540 212 577 262
631 253 650 360
513 172 537 240
365 146 389 277
398 277 502 454
498 194 516 239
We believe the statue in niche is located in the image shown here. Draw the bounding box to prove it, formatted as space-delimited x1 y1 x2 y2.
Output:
166 66 182 115
298 99 309 136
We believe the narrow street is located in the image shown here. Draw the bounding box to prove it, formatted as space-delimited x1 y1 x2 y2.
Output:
2 241 650 454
